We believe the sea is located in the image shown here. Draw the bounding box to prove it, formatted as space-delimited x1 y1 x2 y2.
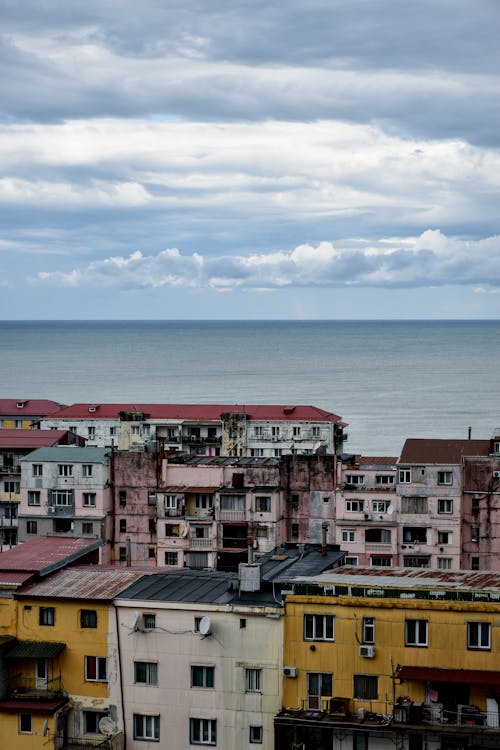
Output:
1 320 499 457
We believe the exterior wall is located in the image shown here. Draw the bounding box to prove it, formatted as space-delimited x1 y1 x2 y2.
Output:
116 598 283 750
462 454 500 570
280 455 336 544
41 417 120 447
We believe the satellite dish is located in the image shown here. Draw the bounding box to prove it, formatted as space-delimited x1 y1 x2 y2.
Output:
387 505 394 515
99 717 117 736
198 616 212 636
180 525 188 538
129 611 140 630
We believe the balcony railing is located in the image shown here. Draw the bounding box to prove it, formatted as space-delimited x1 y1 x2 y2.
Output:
182 435 222 444
60 731 123 749
188 535 212 548
10 674 64 697
365 543 393 552
393 702 499 730
218 509 246 521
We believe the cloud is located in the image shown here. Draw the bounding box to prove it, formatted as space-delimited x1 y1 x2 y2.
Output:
35 230 500 292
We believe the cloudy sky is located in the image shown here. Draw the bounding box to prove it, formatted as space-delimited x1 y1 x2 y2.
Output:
2 0 500 319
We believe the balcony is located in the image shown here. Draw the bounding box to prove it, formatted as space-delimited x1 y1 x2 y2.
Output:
218 509 246 521
182 435 222 444
8 674 64 701
61 732 123 750
188 535 212 548
393 701 499 731
365 543 393 552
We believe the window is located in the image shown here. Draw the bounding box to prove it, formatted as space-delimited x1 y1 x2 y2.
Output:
28 490 40 506
304 614 334 641
405 619 428 647
353 733 368 750
240 618 246 629
82 464 93 477
307 672 333 709
437 557 452 569
438 498 453 514
437 531 451 544
346 474 365 485
5 505 17 519
376 474 394 485
274 448 282 457
471 497 480 514
165 551 178 566
272 426 280 437
39 606 55 626
88 426 96 439
110 426 117 436
245 668 262 692
354 674 378 700
58 464 73 477
191 665 215 688
401 496 428 514
148 547 155 559
119 490 127 505
220 494 245 511
120 519 127 533
52 490 73 506
134 661 158 685
143 613 156 631
467 622 491 650
471 527 480 543
399 469 411 483
131 425 141 436
80 609 97 628
249 726 263 744
119 546 127 562
255 496 271 513
312 426 321 438
346 499 364 512
4 481 20 493
85 656 108 681
32 464 42 477
148 518 156 534
362 617 375 644
82 522 93 535
365 528 391 543
370 556 392 567
148 492 157 506
471 556 480 570
195 495 213 510
190 718 216 745
165 524 180 537
372 500 391 513
82 492 96 507
293 426 301 438
254 426 263 437
437 471 453 485
133 714 160 742
27 520 37 534
345 556 358 565
83 710 108 734
19 714 32 733
250 448 264 457
256 526 268 538
342 529 356 542
291 523 299 539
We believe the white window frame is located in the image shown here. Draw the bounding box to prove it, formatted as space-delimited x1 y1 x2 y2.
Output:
342 529 356 543
190 718 216 745
133 714 160 742
134 661 158 685
438 498 453 514
19 714 32 734
84 656 108 682
346 499 364 512
27 490 41 506
437 530 451 545
249 725 263 744
362 617 375 644
82 492 96 507
437 557 452 570
405 619 428 647
375 475 394 485
82 464 93 477
58 464 73 477
191 665 215 689
346 474 365 485
304 614 334 642
245 667 262 693
399 469 411 483
255 496 271 513
32 464 42 477
372 500 391 513
437 471 453 485
467 621 491 650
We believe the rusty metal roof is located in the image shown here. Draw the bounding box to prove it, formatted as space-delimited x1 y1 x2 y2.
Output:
0 429 73 449
399 438 490 464
0 536 101 575
358 456 398 466
16 566 150 600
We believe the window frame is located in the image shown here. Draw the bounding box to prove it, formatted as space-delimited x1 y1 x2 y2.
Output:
304 613 335 642
80 609 97 628
82 464 93 477
39 606 55 626
255 496 271 513
245 667 262 693
191 665 215 689
133 714 160 742
84 655 108 682
342 529 356 543
438 498 453 514
354 674 378 700
27 490 41 506
467 621 491 650
27 520 37 534
345 499 364 512
249 725 263 744
19 713 32 734
362 616 375 644
32 464 43 477
58 464 73 477
82 492 96 507
405 619 428 647
134 661 159 686
190 718 217 745
437 470 453 486
399 468 411 483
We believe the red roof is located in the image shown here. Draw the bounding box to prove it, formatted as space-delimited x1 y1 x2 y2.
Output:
0 400 65 417
400 439 490 464
0 572 33 587
44 403 344 423
0 700 67 714
0 429 75 449
0 536 100 574
397 666 500 685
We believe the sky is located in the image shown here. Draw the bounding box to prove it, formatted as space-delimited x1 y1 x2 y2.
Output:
1 0 500 320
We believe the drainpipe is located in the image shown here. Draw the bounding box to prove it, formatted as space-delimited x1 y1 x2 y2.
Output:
468 426 472 440
321 522 329 556
125 537 131 567
247 537 254 564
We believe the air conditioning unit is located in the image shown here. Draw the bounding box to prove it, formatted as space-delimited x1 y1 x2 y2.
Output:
48 506 55 514
283 666 297 678
359 645 375 658
493 471 500 478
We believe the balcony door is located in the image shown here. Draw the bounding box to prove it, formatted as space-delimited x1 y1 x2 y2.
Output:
35 658 48 689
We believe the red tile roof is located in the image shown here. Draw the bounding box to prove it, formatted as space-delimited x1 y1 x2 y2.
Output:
46 403 344 423
358 456 398 465
399 438 490 464
0 536 100 574
0 429 74 449
0 400 66 417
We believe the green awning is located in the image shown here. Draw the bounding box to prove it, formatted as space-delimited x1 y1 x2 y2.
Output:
5 641 65 659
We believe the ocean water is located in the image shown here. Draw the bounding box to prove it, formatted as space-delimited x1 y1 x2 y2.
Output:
0 320 499 456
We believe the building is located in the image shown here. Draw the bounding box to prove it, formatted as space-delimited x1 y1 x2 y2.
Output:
276 566 500 750
335 455 398 567
40 403 347 456
18 447 113 561
397 439 490 570
0 429 84 549
0 400 65 430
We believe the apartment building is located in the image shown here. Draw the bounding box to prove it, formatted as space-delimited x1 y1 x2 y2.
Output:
276 566 500 750
40 403 347 456
335 455 398 566
18 447 113 561
0 399 65 430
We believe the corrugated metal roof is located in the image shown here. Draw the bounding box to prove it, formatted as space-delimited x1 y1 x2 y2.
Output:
0 429 72 449
399 438 490 464
0 536 101 574
17 567 150 600
257 544 345 583
305 565 500 592
358 456 398 466
0 572 33 586
5 640 65 659
0 400 66 417
49 403 344 423
19 446 110 463
117 571 236 604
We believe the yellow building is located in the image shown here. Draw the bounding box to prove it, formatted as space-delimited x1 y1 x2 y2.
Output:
276 567 500 750
0 565 144 750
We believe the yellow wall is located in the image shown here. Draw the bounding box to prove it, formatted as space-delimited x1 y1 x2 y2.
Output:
283 594 500 714
16 599 111 698
0 712 55 750
3 420 33 430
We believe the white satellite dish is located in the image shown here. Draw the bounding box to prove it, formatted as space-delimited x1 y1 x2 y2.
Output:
99 717 117 736
198 616 212 636
387 505 394 515
129 611 140 630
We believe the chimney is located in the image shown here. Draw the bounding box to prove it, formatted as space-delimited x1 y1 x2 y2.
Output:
468 426 472 440
247 537 254 564
321 522 329 556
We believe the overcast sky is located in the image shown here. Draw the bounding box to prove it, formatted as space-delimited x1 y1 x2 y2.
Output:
1 0 500 319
